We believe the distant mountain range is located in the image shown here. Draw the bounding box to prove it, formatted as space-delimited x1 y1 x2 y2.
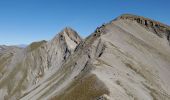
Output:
0 14 170 100
16 44 27 48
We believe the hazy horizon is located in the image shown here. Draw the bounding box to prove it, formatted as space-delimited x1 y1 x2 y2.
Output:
0 0 170 45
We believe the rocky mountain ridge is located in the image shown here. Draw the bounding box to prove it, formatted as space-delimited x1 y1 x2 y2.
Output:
117 14 170 42
0 14 170 100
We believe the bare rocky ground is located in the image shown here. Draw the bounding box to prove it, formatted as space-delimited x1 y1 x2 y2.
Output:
0 14 170 100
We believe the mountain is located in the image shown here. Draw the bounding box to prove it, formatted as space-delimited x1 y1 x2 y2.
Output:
16 44 27 48
0 14 170 100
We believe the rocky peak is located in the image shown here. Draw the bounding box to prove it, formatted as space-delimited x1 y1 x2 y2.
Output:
117 14 169 28
116 14 170 42
60 27 82 44
52 27 82 50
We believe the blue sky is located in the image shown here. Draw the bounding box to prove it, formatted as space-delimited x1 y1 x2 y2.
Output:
0 0 170 45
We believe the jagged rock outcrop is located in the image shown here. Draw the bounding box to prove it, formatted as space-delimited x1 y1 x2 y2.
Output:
0 14 170 100
117 14 170 42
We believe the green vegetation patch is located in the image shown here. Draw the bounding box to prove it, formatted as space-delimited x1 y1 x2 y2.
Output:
52 74 109 100
28 40 47 52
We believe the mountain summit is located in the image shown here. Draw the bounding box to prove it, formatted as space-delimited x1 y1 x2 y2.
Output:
53 27 82 50
0 14 170 100
116 14 170 41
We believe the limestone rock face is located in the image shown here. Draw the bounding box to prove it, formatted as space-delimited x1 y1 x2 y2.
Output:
0 14 170 100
